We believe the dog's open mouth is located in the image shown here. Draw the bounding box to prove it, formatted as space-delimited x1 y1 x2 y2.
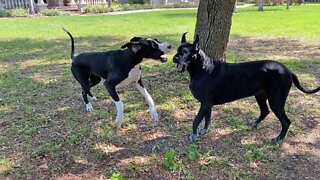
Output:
159 56 168 63
176 64 185 72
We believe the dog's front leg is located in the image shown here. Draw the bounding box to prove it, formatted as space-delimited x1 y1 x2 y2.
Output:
104 81 124 127
189 104 210 141
135 80 158 121
199 106 212 136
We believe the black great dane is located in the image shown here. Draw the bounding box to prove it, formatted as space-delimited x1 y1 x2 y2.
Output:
173 33 320 143
63 28 171 127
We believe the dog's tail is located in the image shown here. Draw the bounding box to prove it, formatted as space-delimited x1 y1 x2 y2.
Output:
291 73 320 94
62 28 75 60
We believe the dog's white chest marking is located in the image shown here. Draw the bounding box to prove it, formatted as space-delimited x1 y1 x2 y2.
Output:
116 65 141 88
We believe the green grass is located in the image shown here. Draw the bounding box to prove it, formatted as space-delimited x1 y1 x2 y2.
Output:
1 3 320 180
231 4 320 40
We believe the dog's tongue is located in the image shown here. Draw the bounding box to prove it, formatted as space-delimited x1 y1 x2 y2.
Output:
177 64 184 72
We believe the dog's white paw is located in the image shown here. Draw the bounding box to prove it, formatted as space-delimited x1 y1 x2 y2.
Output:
115 117 123 128
114 114 124 128
150 109 158 121
89 96 97 101
86 103 93 112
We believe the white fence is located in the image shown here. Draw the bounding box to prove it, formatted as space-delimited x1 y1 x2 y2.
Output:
0 0 108 10
0 0 33 9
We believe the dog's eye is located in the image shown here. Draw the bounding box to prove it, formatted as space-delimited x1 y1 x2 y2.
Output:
182 49 188 54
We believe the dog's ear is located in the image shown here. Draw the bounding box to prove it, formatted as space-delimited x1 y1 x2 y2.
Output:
181 32 188 43
193 34 200 51
130 37 143 42
121 42 141 53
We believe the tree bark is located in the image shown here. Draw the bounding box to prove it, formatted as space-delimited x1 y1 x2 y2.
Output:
287 0 289 10
194 0 236 61
258 0 264 11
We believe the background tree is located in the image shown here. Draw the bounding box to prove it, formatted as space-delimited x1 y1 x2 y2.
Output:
258 0 264 11
194 0 236 61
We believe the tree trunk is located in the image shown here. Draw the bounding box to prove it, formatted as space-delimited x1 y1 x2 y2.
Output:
258 0 264 11
287 0 289 10
194 0 236 61
234 0 237 13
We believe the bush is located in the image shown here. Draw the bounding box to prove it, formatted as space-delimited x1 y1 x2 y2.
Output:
128 0 149 4
11 8 29 17
294 0 304 4
0 10 12 17
84 5 110 13
110 4 123 12
83 3 198 14
121 4 136 11
42 9 67 16
131 4 144 10
255 0 284 5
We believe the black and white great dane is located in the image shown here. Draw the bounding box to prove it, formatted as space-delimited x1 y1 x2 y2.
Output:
173 33 320 143
63 28 171 127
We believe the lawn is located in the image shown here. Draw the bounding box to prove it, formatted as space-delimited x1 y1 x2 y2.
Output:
1 4 320 179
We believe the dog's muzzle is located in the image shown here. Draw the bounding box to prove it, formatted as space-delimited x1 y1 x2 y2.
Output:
158 43 171 63
173 56 186 72
176 63 186 72
159 56 168 63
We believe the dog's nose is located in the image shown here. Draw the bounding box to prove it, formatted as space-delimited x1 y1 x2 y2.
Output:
167 45 172 49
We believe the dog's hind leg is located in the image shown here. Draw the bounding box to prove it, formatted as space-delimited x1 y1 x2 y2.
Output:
248 95 269 127
135 79 158 121
268 86 291 144
190 104 211 141
269 105 291 144
88 74 101 101
104 81 124 127
71 67 94 112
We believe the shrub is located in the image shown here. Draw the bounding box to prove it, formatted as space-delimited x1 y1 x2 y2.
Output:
142 4 154 9
131 4 144 10
128 0 149 4
121 4 136 11
84 5 110 13
255 0 284 5
83 3 198 14
294 0 304 4
172 3 198 8
110 4 123 12
0 10 12 17
11 8 29 17
41 9 66 16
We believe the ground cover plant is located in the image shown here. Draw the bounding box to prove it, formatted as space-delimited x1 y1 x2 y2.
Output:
0 4 320 179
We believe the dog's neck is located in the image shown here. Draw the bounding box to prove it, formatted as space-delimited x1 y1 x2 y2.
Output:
125 49 144 67
187 49 215 76
199 50 215 73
